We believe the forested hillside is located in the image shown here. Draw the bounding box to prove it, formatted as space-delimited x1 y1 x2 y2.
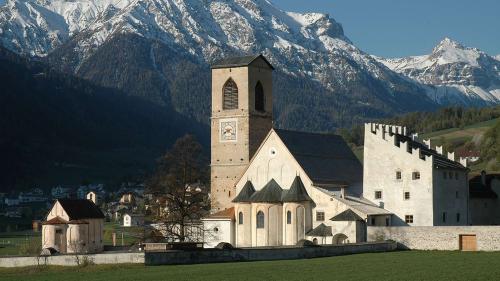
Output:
0 47 208 191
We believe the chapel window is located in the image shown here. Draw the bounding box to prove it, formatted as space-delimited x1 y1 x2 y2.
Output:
223 78 238 110
256 211 265 229
238 212 243 225
286 211 292 224
255 81 265 112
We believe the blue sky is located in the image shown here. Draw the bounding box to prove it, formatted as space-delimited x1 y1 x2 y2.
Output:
271 0 500 58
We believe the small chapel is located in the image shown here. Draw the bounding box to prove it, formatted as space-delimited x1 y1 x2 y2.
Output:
203 55 391 247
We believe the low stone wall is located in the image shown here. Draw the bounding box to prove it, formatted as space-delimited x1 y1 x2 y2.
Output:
145 241 397 266
367 226 500 251
0 252 144 268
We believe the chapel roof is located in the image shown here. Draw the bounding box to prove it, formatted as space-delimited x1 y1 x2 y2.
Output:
306 223 332 237
274 129 363 187
330 209 364 221
206 207 235 220
232 181 256 203
211 54 274 70
57 199 105 220
282 176 313 202
248 179 283 203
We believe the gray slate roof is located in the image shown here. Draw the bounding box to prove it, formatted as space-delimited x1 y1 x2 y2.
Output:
211 54 274 69
248 179 283 203
57 199 105 220
232 181 256 203
274 129 363 187
330 209 364 221
395 134 466 170
282 176 312 202
306 223 332 237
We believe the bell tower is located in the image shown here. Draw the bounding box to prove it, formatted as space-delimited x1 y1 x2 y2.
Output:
210 55 274 210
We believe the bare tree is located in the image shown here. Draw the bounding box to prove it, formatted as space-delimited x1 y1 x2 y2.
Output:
147 135 210 242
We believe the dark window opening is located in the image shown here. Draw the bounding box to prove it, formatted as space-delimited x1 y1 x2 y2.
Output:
255 81 265 112
238 212 243 225
316 211 325 221
286 211 292 224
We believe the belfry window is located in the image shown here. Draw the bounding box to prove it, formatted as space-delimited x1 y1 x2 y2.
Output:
238 212 243 225
223 78 238 110
286 211 292 224
256 211 264 229
255 81 265 112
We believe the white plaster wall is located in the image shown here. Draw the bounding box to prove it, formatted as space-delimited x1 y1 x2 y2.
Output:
235 203 252 247
47 201 70 221
203 219 234 248
363 124 435 226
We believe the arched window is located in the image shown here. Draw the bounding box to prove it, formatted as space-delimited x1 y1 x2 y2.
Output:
238 212 244 225
223 78 238 110
255 81 265 112
286 210 292 224
256 211 264 229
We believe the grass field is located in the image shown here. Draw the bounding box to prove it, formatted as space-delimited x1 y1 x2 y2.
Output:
0 231 40 256
1 251 500 281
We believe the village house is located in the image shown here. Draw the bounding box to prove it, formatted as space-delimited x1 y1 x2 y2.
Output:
123 213 145 227
41 195 105 254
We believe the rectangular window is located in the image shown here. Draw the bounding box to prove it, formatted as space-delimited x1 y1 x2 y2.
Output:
396 171 402 180
448 172 453 179
371 217 376 226
375 190 383 200
455 172 459 180
456 191 459 199
412 172 420 180
456 213 460 222
385 217 390 226
316 211 325 222
404 192 410 200
405 215 414 224
442 212 447 223
443 171 447 179
55 229 62 234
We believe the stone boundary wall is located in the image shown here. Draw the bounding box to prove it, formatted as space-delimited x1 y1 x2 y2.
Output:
145 241 397 266
0 252 144 268
367 226 500 251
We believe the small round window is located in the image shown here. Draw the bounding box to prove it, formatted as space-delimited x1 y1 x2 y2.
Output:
214 227 219 232
269 147 277 157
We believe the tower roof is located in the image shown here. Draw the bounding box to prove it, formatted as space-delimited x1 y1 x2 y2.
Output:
211 54 274 70
232 181 256 203
282 176 312 202
248 179 283 203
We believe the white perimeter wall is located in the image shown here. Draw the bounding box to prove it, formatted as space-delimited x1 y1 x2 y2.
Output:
368 226 500 251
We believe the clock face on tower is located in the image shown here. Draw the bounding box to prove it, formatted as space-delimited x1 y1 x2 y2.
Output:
220 119 237 142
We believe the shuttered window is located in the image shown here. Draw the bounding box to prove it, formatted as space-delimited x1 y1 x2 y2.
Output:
223 79 238 110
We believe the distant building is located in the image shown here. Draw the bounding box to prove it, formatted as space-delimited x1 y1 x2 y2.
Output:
469 171 500 225
42 199 105 254
51 185 75 199
455 147 480 164
123 213 144 227
19 188 47 203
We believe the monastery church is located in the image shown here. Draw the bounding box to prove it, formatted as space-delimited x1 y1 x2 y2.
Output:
205 55 393 247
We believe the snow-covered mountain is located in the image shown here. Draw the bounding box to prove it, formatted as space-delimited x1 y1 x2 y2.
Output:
375 38 500 105
2 0 494 130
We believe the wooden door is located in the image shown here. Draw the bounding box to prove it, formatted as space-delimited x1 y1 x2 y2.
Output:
459 234 477 251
